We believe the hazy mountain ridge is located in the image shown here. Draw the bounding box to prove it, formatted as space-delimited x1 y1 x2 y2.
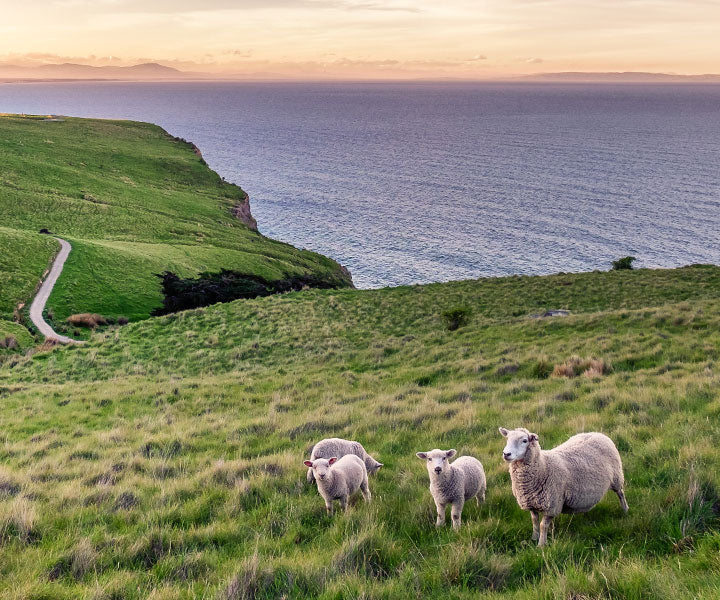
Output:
519 71 720 83
0 62 204 80
4 63 720 82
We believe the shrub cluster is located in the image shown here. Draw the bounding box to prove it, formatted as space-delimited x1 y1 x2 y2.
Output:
612 256 637 270
552 356 613 378
152 269 348 316
66 313 107 329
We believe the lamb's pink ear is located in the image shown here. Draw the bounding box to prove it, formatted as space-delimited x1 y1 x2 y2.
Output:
303 460 313 467
328 457 338 465
528 433 538 443
416 452 428 460
446 449 457 458
499 427 509 437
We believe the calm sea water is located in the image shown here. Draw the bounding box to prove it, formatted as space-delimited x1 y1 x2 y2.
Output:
2 81 719 287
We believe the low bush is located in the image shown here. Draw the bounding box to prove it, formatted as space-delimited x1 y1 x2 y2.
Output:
442 306 472 331
66 313 107 329
152 270 348 316
612 256 637 270
552 356 612 378
0 336 18 349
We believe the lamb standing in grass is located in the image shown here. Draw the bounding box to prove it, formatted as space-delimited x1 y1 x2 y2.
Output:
303 455 371 515
499 427 629 546
415 449 486 530
306 438 383 484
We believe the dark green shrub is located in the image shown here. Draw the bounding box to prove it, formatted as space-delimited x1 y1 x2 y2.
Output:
152 269 349 316
442 306 472 331
612 256 636 270
532 357 553 379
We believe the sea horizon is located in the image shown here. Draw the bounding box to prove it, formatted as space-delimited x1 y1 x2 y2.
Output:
2 80 719 287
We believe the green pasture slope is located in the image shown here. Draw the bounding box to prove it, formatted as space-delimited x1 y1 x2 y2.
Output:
1 265 719 598
0 114 351 337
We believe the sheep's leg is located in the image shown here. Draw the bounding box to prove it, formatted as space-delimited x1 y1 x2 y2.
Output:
530 510 540 541
435 501 447 527
325 500 333 515
538 514 553 547
360 477 371 503
340 495 349 512
451 500 464 530
306 468 315 484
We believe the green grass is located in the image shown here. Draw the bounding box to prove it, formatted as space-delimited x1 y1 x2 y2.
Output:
0 114 351 336
0 226 59 320
0 265 719 598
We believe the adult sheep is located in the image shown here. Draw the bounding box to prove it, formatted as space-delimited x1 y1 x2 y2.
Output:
499 427 628 546
306 438 382 484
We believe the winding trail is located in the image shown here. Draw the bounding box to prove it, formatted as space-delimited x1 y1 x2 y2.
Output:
29 237 85 345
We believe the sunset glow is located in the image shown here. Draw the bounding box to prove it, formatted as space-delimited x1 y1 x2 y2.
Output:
2 0 719 79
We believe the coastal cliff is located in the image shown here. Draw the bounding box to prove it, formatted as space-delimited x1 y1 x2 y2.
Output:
230 193 258 231
0 114 354 328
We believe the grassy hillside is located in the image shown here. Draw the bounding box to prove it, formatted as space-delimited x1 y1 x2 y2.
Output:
0 114 351 334
0 266 719 599
0 226 59 320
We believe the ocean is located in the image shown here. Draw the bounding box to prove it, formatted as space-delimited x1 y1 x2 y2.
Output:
2 81 719 288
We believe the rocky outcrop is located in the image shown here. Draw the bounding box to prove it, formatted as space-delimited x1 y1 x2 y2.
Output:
339 264 355 288
231 193 258 231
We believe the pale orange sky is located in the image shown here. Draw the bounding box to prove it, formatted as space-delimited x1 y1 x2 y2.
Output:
1 0 719 78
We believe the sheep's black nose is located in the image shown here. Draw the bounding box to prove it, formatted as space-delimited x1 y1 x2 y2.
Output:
434 467 442 473
503 452 512 459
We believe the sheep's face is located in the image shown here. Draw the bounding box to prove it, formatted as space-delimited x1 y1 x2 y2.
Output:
416 449 456 476
499 427 538 462
303 457 337 481
368 459 383 475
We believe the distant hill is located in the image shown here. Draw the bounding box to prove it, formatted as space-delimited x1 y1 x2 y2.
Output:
0 62 203 80
519 71 720 83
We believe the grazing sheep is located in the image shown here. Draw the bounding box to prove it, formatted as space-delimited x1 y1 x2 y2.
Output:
415 449 486 530
306 438 383 484
499 427 629 546
303 455 371 515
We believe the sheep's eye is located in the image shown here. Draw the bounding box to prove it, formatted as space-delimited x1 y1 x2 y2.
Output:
427 458 431 462
442 457 446 461
522 439 528 443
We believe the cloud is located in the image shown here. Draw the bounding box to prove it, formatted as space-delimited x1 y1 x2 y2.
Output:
466 54 488 61
525 57 543 63
343 1 421 12
225 49 253 58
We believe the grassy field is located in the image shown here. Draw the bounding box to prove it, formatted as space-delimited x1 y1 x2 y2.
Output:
0 114 351 337
0 265 719 599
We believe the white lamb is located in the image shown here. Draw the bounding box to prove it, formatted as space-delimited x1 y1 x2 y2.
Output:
306 438 383 484
415 449 486 530
303 455 371 515
499 427 629 546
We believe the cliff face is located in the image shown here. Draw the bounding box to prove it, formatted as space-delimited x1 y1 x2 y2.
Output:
231 194 258 231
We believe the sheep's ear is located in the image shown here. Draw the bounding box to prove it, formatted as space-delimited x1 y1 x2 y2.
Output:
328 457 338 465
374 463 383 471
303 460 313 468
446 449 457 458
416 452 428 460
499 427 509 437
528 433 538 443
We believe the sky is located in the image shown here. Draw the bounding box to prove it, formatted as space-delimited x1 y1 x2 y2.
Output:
1 0 719 79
